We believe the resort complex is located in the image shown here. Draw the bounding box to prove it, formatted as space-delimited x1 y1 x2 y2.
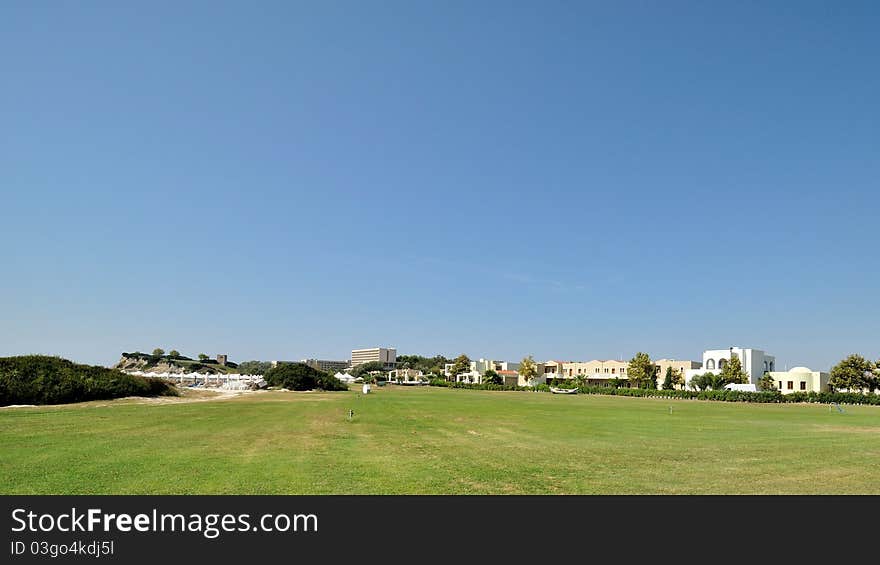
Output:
114 345 847 395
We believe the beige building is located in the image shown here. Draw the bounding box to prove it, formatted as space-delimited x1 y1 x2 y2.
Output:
654 359 702 388
542 361 564 376
558 360 629 385
548 357 701 388
351 347 397 369
767 367 830 394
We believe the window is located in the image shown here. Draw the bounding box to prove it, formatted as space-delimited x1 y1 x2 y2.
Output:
595 368 600 373
787 381 794 390
621 368 626 373
611 368 616 374
800 381 807 391
719 359 728 369
706 359 715 370
604 368 609 373
778 381 783 389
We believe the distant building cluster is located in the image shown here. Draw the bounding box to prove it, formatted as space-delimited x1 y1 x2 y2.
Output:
442 347 830 394
276 344 832 394
271 347 397 373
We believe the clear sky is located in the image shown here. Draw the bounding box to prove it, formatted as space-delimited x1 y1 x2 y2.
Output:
2 1 878 370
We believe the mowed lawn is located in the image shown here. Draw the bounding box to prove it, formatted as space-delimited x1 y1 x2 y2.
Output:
2 386 879 494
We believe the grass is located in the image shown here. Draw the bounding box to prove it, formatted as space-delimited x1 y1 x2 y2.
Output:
1 386 879 494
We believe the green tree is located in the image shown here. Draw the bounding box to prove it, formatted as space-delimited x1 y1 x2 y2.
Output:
688 373 705 391
447 354 471 382
264 363 346 391
689 372 723 391
483 369 501 385
351 361 386 379
519 355 538 386
758 371 777 391
237 360 273 375
396 354 453 375
719 355 750 386
627 352 657 389
152 348 165 357
661 366 682 390
198 353 209 361
169 350 180 358
829 354 875 392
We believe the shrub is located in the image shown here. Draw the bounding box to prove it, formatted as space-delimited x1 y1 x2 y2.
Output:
314 372 348 391
0 355 177 406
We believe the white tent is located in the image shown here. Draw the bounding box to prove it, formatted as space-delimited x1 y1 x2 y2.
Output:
335 372 356 384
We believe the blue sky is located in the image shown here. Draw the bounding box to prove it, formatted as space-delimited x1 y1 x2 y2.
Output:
1 1 877 370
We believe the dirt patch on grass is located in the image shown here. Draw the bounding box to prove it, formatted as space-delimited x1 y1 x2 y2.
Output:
0 389 269 410
813 424 880 434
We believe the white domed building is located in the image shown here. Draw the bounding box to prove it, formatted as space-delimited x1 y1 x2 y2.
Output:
766 366 830 394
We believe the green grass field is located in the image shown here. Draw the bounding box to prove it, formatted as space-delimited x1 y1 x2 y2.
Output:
2 386 879 494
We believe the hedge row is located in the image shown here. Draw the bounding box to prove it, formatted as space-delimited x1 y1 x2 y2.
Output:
427 378 880 405
575 386 880 405
428 378 550 392
0 355 178 406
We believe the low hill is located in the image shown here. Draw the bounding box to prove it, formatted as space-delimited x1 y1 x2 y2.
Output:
0 355 177 406
115 352 239 375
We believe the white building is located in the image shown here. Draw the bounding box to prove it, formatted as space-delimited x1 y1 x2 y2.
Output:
767 367 829 394
685 347 776 388
387 368 425 384
445 358 521 384
351 347 397 370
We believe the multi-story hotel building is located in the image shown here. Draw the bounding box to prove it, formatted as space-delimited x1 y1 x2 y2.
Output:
300 358 351 373
351 347 397 370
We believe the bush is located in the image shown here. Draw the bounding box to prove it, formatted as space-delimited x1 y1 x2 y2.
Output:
264 363 347 391
0 355 178 406
237 361 273 376
314 372 349 391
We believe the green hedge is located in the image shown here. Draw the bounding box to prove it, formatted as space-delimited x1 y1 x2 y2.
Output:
574 386 880 405
428 378 546 392
427 378 880 405
0 355 178 406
